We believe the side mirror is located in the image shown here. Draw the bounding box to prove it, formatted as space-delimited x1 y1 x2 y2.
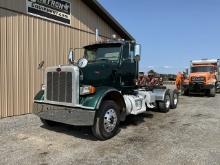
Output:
134 55 141 62
135 44 141 56
68 49 75 64
185 68 189 75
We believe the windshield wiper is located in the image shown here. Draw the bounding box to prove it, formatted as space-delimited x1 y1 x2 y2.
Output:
96 58 109 61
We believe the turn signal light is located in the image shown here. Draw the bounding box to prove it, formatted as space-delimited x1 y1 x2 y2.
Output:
80 85 96 95
89 86 96 94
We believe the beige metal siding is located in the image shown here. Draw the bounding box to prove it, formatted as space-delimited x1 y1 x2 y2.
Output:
0 0 119 38
0 0 26 13
0 1 120 118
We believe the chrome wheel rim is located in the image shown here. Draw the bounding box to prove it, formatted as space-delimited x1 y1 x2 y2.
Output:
165 95 170 109
173 94 178 105
104 109 117 133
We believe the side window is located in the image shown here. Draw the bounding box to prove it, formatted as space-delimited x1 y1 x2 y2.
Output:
122 44 135 63
129 45 135 63
122 44 129 60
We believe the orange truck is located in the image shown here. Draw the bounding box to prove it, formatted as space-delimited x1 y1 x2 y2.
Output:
182 59 220 96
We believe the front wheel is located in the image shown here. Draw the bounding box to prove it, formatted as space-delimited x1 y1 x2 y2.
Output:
92 100 120 140
183 89 189 96
209 87 216 97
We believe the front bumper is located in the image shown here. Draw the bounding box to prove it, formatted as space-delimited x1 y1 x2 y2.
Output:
188 83 214 92
33 102 96 126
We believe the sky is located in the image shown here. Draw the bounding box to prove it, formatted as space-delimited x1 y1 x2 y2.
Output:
99 0 220 74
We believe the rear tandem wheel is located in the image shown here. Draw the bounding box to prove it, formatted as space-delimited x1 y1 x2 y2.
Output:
158 90 171 113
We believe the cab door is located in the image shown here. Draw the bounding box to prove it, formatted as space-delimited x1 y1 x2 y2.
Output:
119 43 138 88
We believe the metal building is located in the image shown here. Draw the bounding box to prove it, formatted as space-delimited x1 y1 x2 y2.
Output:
0 0 134 118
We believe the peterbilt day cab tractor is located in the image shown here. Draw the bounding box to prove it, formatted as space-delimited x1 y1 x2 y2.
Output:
33 41 179 140
183 59 220 96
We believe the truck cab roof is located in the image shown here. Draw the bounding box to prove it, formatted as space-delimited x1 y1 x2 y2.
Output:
84 40 135 49
191 59 219 65
192 64 215 67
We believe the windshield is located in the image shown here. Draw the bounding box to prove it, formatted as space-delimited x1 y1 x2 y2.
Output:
85 46 121 63
191 66 214 73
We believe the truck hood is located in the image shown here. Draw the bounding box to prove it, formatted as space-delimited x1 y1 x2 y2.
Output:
80 62 117 86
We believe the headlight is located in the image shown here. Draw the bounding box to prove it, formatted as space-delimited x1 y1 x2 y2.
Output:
80 85 96 95
207 80 216 85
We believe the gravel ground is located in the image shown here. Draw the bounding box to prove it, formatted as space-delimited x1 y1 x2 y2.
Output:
0 95 220 165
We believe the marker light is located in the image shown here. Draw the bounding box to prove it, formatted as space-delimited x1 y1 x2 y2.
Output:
80 85 96 95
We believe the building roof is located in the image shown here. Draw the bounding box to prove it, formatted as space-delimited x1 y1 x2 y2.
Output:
82 0 135 41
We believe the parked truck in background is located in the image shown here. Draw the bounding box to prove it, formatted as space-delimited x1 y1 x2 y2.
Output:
33 41 179 140
183 59 220 96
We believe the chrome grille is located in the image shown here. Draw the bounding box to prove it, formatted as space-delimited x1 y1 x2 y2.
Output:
191 77 205 82
46 72 72 103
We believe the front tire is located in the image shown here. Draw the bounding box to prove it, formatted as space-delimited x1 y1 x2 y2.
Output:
92 100 120 140
183 89 189 96
209 87 216 97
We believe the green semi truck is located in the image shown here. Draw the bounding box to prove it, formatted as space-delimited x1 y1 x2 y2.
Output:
33 41 178 140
